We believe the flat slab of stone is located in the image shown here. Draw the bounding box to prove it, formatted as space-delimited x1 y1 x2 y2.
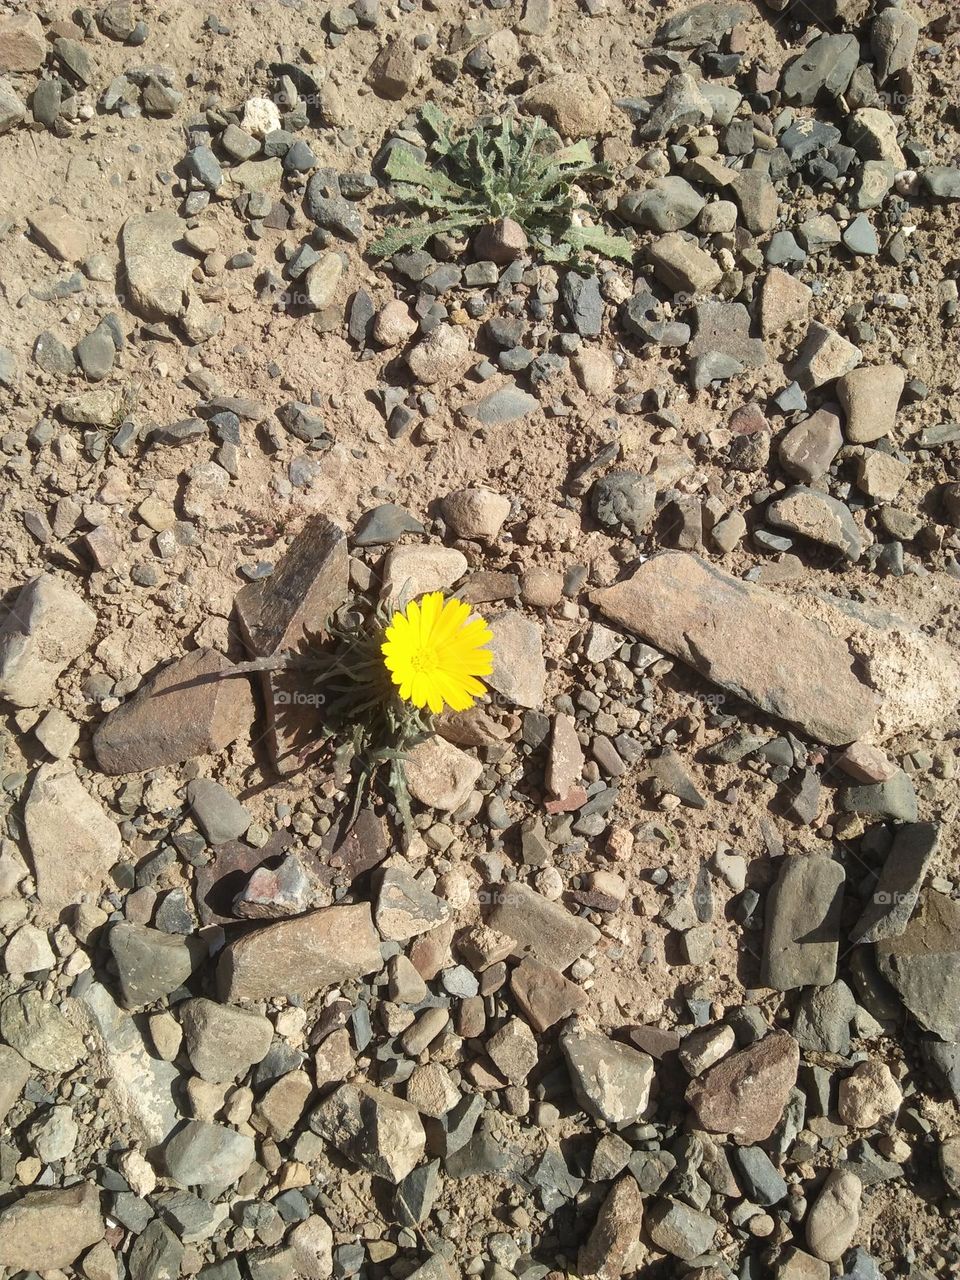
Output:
485 881 599 972
218 904 383 1002
561 1021 654 1125
685 1031 800 1144
121 212 193 320
852 822 939 943
590 552 880 746
234 515 348 773
94 648 255 774
0 1182 104 1271
874 889 960 1041
762 855 846 990
24 763 121 918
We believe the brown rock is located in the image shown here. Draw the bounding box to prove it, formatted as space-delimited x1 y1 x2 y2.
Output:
217 904 382 1002
0 1182 104 1271
579 1175 644 1279
366 38 422 100
837 364 905 443
0 14 46 73
760 266 812 337
545 712 584 799
510 955 586 1032
27 207 91 263
590 552 880 746
93 648 255 774
234 515 348 773
24 763 121 918
120 212 193 320
485 881 599 971
685 1030 799 1143
521 73 610 138
473 217 529 264
0 573 97 709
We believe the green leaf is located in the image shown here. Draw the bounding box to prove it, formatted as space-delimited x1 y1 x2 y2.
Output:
369 212 481 258
561 224 635 263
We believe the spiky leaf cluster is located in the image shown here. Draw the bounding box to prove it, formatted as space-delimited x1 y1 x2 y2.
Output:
370 106 633 266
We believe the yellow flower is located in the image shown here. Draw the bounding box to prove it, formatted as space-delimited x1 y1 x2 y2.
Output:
381 592 493 715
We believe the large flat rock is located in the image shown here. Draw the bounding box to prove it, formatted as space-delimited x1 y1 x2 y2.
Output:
93 647 255 774
24 763 121 918
590 552 880 745
218 903 383 1001
121 212 193 320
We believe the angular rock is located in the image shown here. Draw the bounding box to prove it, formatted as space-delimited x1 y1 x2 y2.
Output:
645 1198 717 1262
487 611 546 709
81 981 180 1145
837 364 905 443
485 880 599 971
685 1031 799 1144
874 889 960 1041
778 406 843 483
308 1082 425 1182
121 212 193 320
487 1016 539 1084
0 1182 104 1271
767 486 862 560
762 855 846 990
648 231 722 295
546 712 584 799
27 206 91 263
838 1060 902 1128
217 903 382 1002
852 823 938 943
590 552 880 745
375 866 450 941
459 382 539 426
688 300 768 369
792 323 861 389
381 544 468 607
404 735 482 812
110 923 205 1009
0 13 46 72
655 1 749 47
793 980 857 1054
561 1020 654 1125
510 955 586 1032
578 1174 644 1279
94 648 255 774
0 1045 29 1123
781 33 858 105
234 516 348 773
187 778 252 845
0 574 96 708
24 762 120 918
179 998 273 1083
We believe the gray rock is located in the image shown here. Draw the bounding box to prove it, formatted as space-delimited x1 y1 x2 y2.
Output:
781 33 859 105
839 771 918 822
654 1 749 47
561 271 603 337
0 76 26 132
922 167 960 200
0 991 84 1071
591 470 657 537
620 176 704 232
645 1197 717 1261
487 611 547 709
34 330 77 375
778 405 843 483
636 73 711 141
374 866 449 941
687 301 768 369
561 1020 654 1125
852 822 939 943
109 923 205 1009
394 1159 440 1226
793 980 857 1054
762 855 845 990
459 383 539 425
871 7 919 83
485 881 599 971
0 1046 30 1124
187 778 252 844
842 213 879 256
875 889 960 1041
129 1218 183 1280
163 1121 255 1190
732 1146 788 1205
76 320 118 380
354 503 424 545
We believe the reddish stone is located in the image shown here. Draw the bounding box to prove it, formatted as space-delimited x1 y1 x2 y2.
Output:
685 1030 800 1143
510 956 586 1032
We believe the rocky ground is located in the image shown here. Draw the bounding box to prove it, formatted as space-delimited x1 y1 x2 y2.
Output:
0 0 959 1278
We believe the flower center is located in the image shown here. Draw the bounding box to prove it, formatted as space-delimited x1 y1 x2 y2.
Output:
409 646 439 674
